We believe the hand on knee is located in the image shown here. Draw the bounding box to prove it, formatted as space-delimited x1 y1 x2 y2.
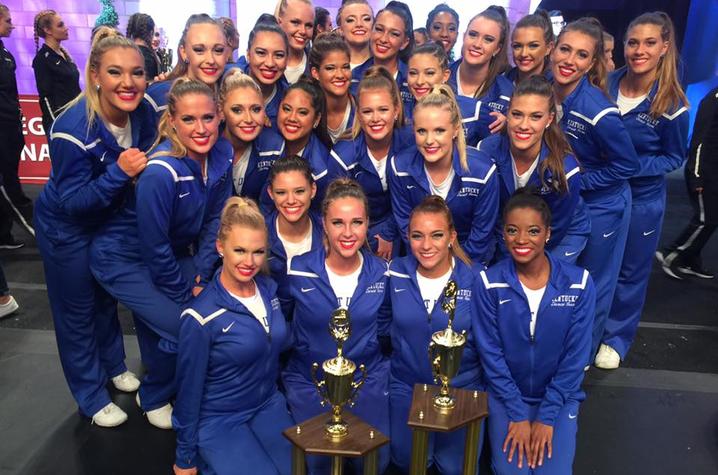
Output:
528 422 554 469
503 420 531 469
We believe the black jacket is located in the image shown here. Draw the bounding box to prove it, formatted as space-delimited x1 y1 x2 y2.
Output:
0 40 21 125
32 43 81 134
686 87 718 189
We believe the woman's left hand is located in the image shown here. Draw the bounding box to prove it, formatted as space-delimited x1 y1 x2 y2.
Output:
529 421 554 469
489 111 507 134
374 235 393 261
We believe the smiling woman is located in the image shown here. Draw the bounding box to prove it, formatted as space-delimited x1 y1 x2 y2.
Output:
275 0 314 83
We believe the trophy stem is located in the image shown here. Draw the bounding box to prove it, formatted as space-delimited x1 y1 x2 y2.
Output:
432 377 456 410
326 404 349 440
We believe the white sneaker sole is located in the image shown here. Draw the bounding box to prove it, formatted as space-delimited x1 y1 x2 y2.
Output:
677 267 715 279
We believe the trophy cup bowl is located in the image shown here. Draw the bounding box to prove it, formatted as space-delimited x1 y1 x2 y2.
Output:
429 328 466 410
311 309 368 440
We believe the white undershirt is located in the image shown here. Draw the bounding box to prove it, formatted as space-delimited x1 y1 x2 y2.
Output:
416 264 453 314
617 91 647 115
277 218 313 262
520 283 546 340
229 284 269 333
326 254 363 309
368 148 388 191
284 53 307 84
426 166 455 200
328 102 352 143
556 104 564 122
511 153 540 190
232 146 252 195
107 121 132 149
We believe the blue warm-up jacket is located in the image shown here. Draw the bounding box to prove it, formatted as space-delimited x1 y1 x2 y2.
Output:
608 68 689 202
448 59 514 116
173 272 289 468
388 145 499 266
351 58 413 109
232 127 284 202
474 254 595 425
478 134 590 252
558 76 639 201
388 256 482 389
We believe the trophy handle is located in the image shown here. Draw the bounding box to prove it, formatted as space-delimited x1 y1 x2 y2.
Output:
428 340 441 384
348 364 367 407
311 362 327 406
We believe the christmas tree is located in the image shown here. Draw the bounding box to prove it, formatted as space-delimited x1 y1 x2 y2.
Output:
95 0 119 28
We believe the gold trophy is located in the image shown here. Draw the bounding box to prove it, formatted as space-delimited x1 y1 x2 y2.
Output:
311 308 368 440
428 280 466 411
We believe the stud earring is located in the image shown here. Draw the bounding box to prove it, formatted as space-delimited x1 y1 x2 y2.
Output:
219 252 224 258
96 84 100 91
184 58 189 64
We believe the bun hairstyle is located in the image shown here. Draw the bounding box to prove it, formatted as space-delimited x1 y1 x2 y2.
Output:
322 177 369 219
557 17 608 94
34 10 73 62
284 77 332 148
510 75 572 194
336 0 374 28
218 17 240 51
502 186 552 228
410 41 450 72
351 65 404 138
410 195 472 266
219 68 263 107
468 5 510 99
309 31 351 71
151 78 217 159
218 196 268 247
375 1 414 62
414 84 468 171
247 20 289 54
269 154 315 187
126 13 155 47
167 14 226 82
626 11 688 118
78 33 142 130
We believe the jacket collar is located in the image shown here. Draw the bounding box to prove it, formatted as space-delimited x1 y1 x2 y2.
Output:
494 134 552 196
267 210 323 260
608 66 659 111
498 252 570 314
210 270 278 318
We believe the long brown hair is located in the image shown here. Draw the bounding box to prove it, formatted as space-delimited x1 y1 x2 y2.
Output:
512 9 554 76
625 12 688 118
350 65 404 139
509 75 573 194
150 78 217 159
557 17 608 94
414 84 468 171
409 195 472 267
466 6 510 98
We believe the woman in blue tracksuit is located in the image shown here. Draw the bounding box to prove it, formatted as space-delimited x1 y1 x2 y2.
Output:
599 13 689 369
479 75 590 264
350 1 414 109
236 21 290 130
220 69 284 202
388 84 499 267
34 35 153 427
173 197 293 475
550 18 640 360
405 42 495 147
283 178 391 474
90 78 233 429
448 6 513 134
505 10 554 86
474 190 595 475
328 65 406 260
309 32 356 143
260 78 332 213
266 156 323 316
388 195 482 474
144 14 227 124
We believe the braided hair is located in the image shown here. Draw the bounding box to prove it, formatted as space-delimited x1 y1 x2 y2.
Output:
33 10 73 61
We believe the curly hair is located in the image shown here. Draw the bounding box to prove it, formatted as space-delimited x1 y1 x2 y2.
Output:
126 12 155 47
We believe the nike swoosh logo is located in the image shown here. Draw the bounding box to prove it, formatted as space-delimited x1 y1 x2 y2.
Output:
407 185 415 189
643 230 656 236
499 299 511 305
55 60 61 65
564 251 578 257
568 413 578 419
222 322 235 333
301 287 315 293
602 231 616 238
394 288 406 293
179 192 190 198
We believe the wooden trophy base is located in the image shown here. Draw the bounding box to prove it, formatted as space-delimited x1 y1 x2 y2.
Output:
407 384 489 475
283 410 389 475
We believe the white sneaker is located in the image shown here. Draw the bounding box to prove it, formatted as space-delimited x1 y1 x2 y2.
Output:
136 393 173 429
594 344 621 370
0 296 19 319
111 371 140 392
91 402 128 427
